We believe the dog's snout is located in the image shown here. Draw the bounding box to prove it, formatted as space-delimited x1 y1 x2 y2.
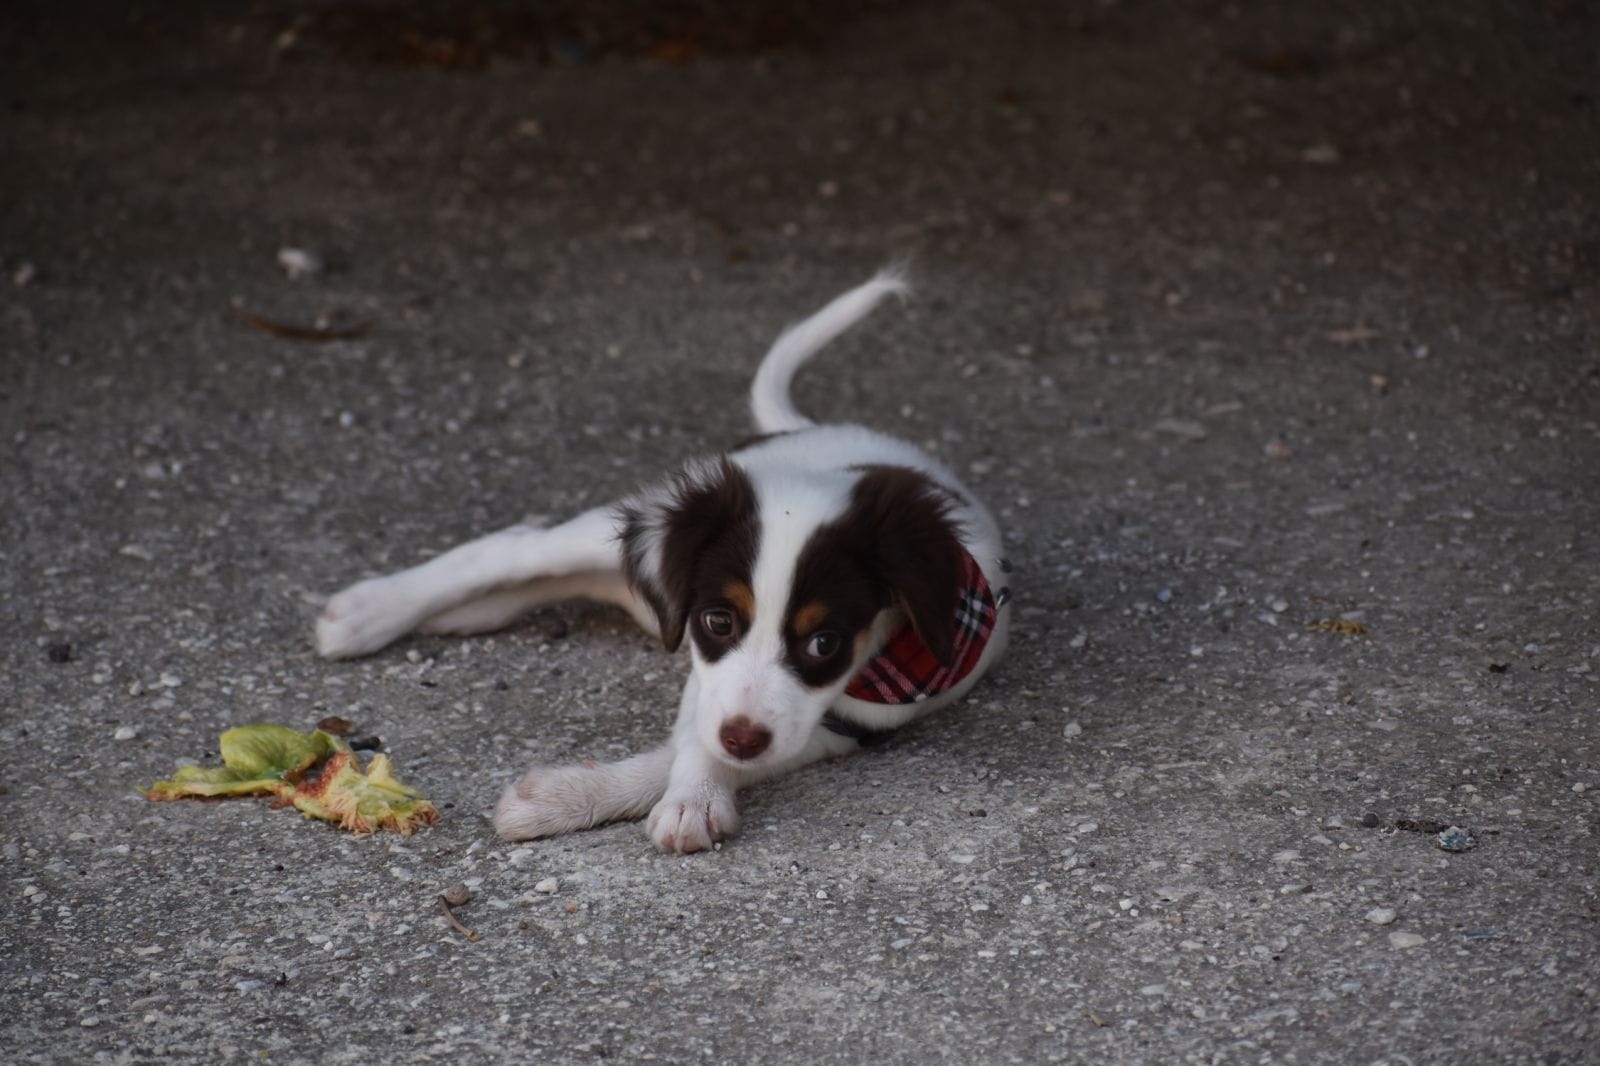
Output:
718 716 772 760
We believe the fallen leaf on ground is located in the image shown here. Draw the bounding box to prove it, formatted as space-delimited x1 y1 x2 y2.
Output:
145 724 438 835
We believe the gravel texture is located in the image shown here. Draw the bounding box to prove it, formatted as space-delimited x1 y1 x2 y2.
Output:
3 1 1597 1062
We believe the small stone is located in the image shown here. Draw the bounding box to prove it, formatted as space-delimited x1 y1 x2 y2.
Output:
1155 587 1173 604
113 726 138 741
235 979 265 993
1270 598 1289 614
1388 931 1426 950
1365 907 1397 925
1302 143 1340 164
80 1016 99 1028
534 878 559 894
276 246 324 280
45 642 73 663
441 883 471 906
1075 822 1098 834
1436 826 1477 852
1062 721 1083 739
1263 439 1292 460
1360 811 1381 828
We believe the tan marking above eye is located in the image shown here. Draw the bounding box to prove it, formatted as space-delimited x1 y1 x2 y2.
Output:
792 602 829 637
722 581 756 621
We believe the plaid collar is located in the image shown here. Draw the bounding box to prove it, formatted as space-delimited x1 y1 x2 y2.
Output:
841 550 1006 707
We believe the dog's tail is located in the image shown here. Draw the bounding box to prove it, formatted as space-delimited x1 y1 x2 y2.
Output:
749 268 910 434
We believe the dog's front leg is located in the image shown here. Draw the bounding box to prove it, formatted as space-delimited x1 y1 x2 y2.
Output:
644 674 741 853
494 742 675 841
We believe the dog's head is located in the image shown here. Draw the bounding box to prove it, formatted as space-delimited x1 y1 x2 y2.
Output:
619 458 964 767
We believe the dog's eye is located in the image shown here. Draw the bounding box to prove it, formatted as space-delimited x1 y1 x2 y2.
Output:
804 631 841 660
700 608 736 639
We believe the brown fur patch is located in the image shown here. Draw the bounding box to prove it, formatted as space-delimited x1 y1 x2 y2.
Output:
791 601 829 636
618 457 760 655
723 581 756 623
781 466 963 687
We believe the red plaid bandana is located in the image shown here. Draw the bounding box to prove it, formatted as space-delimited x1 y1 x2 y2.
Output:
844 551 1001 705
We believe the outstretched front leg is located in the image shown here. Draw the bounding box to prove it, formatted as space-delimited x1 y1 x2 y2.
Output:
317 505 632 659
495 676 862 852
494 742 677 840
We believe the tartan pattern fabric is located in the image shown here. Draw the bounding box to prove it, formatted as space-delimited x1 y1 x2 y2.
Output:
845 551 998 705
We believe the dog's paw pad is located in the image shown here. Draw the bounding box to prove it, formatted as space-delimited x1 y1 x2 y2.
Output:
647 783 738 854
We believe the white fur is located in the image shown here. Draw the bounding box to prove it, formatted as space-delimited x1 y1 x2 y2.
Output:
316 273 1011 853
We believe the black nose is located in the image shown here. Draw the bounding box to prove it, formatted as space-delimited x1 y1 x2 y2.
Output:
719 716 772 760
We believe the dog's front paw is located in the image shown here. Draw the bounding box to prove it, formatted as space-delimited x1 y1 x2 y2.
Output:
494 766 602 841
316 576 418 659
647 781 739 854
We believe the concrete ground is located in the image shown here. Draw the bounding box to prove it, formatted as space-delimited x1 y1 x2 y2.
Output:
3 1 1596 1062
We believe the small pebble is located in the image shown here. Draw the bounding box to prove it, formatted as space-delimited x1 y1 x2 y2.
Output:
236 979 265 993
1388 932 1426 950
80 1016 99 1028
1155 587 1173 604
1360 811 1382 828
441 883 471 906
1436 826 1477 852
276 246 324 280
1365 907 1397 925
113 726 138 741
534 878 559 894
1062 721 1083 739
1075 822 1098 834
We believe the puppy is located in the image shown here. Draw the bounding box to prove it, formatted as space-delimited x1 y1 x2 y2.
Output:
316 272 1012 852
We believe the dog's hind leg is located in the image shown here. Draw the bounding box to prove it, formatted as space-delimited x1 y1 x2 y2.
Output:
317 505 625 659
416 569 659 638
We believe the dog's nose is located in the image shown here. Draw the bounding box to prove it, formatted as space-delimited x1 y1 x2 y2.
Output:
718 716 772 760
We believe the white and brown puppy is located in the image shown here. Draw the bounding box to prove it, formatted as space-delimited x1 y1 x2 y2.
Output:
316 273 1012 852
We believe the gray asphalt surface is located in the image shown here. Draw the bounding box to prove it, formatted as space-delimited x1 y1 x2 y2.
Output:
4 1 1597 1062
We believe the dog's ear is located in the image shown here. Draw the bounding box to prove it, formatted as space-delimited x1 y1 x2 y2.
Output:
617 457 759 652
852 466 964 666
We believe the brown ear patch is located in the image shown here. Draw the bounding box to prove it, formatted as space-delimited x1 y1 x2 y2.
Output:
618 457 760 653
843 466 963 666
